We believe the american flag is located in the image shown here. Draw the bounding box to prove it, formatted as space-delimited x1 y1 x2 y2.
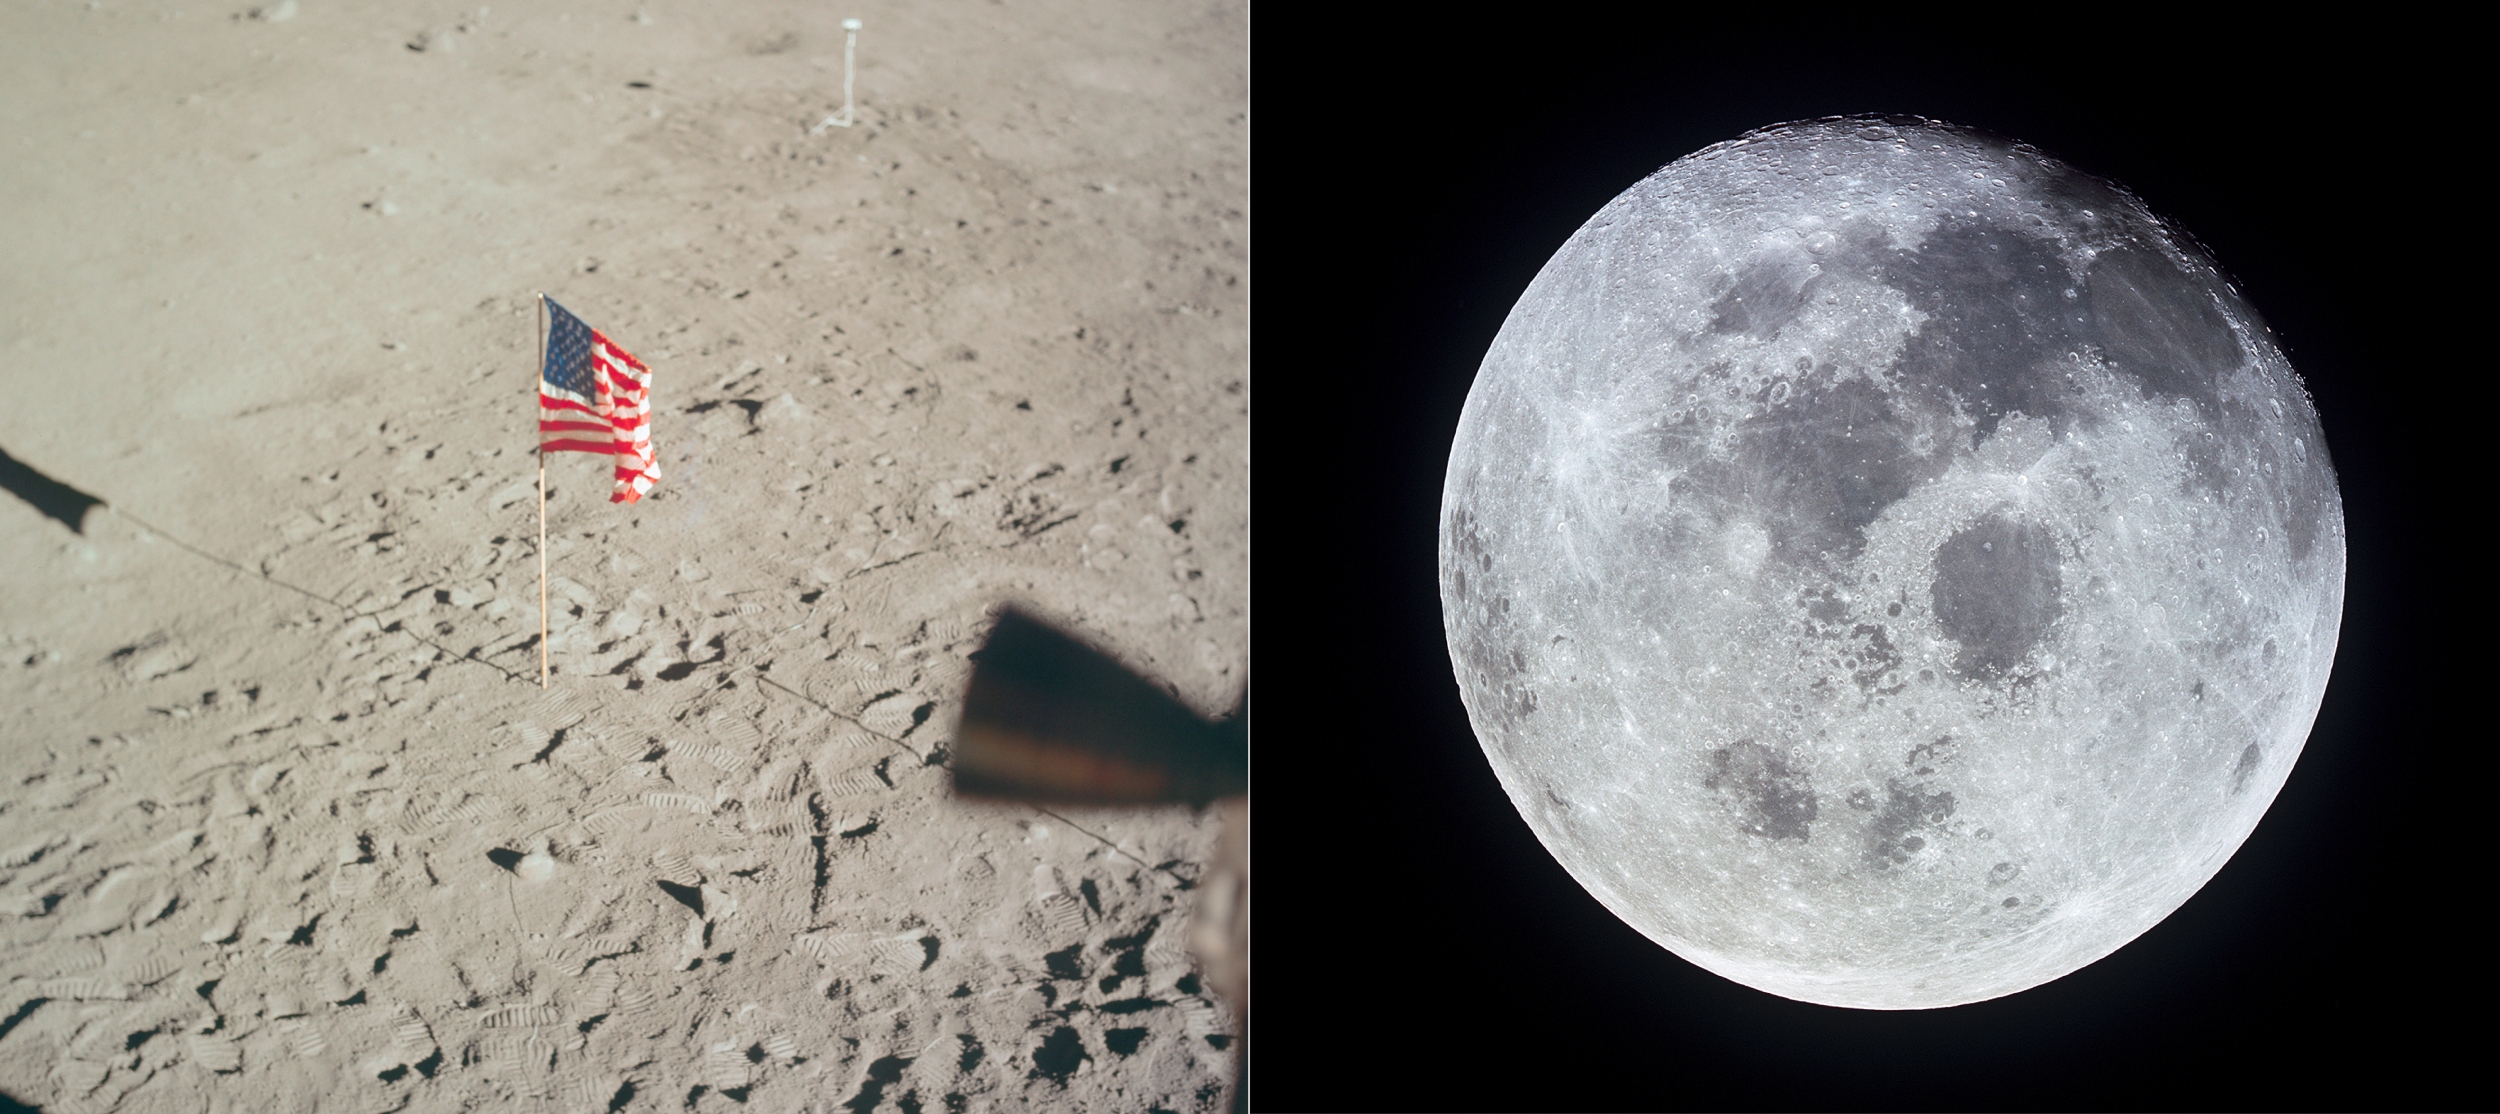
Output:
539 296 661 503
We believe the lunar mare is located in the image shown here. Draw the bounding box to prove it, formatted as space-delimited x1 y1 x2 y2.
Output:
1439 118 2343 1009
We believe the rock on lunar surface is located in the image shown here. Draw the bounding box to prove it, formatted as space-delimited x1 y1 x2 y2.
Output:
1438 117 2344 1009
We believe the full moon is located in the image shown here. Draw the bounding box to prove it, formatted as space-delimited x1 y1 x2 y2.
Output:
1438 117 2343 1009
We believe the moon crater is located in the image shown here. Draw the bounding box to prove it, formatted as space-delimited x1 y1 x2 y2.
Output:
1931 510 2065 680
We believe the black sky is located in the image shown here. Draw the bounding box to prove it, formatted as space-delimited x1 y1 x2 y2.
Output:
1258 20 2467 1112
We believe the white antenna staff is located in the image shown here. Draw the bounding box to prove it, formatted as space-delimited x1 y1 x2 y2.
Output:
813 18 863 133
535 293 550 689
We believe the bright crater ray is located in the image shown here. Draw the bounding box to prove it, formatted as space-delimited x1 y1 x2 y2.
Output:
1438 117 2343 1009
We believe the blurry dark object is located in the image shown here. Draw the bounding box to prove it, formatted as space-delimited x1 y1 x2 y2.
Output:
0 446 105 534
948 605 1247 1113
1195 793 1248 1114
951 607 1246 806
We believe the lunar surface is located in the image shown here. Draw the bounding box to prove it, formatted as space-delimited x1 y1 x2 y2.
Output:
0 2 1244 1110
1439 117 2342 1009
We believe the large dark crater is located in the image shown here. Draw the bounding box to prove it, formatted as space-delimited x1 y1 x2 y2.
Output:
1931 510 2064 679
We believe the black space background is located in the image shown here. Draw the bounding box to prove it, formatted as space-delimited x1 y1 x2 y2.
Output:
1257 22 2472 1113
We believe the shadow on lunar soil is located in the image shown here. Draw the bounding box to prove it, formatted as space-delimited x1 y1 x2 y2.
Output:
0 446 105 535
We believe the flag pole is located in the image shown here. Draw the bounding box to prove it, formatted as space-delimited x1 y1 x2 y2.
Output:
536 292 550 690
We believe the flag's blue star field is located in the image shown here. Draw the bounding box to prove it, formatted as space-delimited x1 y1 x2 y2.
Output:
544 296 597 398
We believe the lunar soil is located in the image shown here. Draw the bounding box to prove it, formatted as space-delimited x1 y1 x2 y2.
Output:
0 2 1247 1111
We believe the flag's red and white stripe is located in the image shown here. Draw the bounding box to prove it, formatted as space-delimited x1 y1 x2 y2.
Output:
540 332 661 503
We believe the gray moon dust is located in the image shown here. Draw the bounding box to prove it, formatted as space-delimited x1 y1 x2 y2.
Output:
1438 117 2344 1009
